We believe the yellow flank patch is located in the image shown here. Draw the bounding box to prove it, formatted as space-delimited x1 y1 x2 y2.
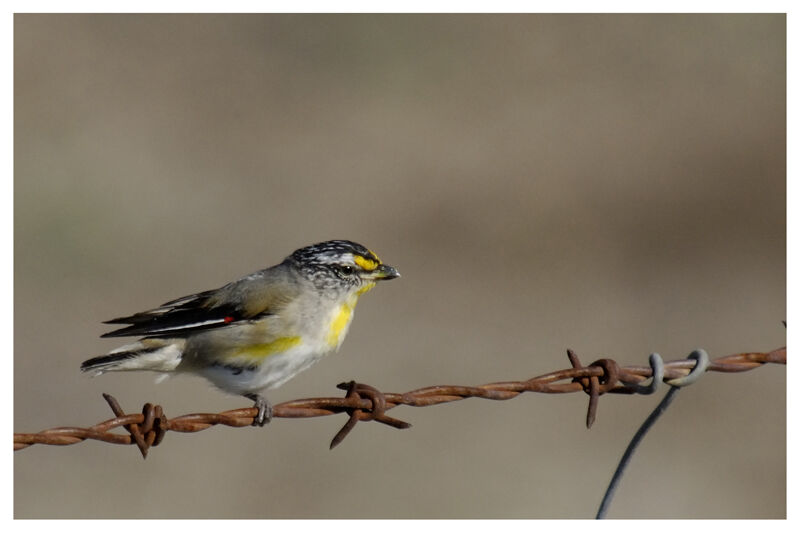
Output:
327 303 354 347
232 336 301 362
354 254 379 271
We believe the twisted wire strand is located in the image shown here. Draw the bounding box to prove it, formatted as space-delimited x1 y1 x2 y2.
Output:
14 347 785 458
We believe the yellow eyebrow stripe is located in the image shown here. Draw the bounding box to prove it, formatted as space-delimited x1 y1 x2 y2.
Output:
354 255 379 271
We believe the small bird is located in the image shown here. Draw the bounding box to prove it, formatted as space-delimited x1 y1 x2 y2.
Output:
81 240 400 425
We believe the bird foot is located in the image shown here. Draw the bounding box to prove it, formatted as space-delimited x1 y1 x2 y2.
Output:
244 393 272 426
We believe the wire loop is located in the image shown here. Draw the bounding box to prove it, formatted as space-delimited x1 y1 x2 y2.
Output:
625 353 664 395
666 349 709 387
597 348 712 518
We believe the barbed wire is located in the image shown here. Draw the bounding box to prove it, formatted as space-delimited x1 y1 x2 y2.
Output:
14 346 785 458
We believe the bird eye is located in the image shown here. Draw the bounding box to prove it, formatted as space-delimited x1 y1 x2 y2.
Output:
339 265 355 275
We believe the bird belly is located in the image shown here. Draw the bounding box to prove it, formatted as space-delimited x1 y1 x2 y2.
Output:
186 294 362 395
198 340 328 395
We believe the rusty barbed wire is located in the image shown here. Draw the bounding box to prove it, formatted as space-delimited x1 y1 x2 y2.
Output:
14 346 785 458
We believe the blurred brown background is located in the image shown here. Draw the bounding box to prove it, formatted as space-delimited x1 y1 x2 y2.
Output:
14 14 785 518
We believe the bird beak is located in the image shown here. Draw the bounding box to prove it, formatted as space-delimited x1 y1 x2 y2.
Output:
371 264 400 280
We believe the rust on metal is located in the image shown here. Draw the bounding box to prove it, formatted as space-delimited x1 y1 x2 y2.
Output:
13 347 785 458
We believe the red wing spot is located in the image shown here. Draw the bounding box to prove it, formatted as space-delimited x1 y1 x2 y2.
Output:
224 316 235 323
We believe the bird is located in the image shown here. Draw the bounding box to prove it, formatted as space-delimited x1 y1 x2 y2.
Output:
81 240 400 425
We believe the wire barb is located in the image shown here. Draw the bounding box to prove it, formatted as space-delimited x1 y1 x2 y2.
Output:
567 352 621 428
14 347 785 458
330 381 412 449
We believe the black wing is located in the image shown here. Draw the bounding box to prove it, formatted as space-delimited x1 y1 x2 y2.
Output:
101 288 245 338
101 264 300 338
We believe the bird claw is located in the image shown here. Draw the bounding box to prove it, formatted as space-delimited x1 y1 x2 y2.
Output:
245 393 272 426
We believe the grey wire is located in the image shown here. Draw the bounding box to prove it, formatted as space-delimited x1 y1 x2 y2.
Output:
627 353 664 395
666 349 709 387
596 350 710 519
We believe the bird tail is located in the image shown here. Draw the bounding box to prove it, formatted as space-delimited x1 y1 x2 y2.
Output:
81 339 184 375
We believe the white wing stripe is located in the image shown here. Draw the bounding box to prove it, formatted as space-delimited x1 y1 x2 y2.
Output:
146 318 228 333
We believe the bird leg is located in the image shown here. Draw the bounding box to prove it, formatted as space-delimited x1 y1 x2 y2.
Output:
244 393 273 426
